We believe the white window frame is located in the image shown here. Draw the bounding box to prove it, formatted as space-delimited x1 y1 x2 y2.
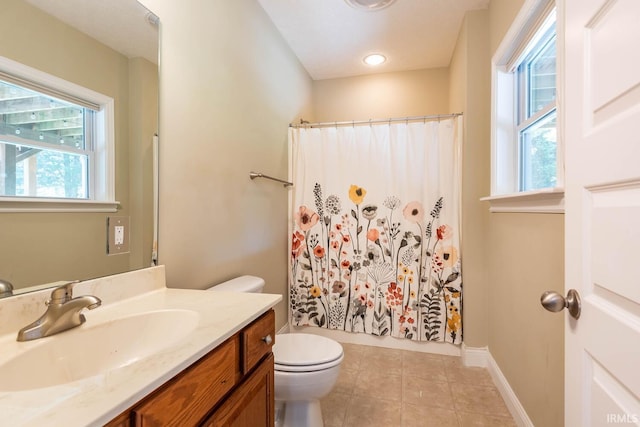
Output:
483 0 564 213
0 56 118 212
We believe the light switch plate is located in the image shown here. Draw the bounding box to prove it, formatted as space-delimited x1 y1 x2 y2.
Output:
107 216 130 255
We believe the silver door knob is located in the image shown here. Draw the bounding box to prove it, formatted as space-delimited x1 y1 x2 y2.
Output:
540 289 581 319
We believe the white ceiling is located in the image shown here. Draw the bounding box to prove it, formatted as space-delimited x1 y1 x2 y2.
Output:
257 0 490 80
24 0 159 65
23 0 490 80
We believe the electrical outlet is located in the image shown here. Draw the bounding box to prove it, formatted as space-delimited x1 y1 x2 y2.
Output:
114 226 124 245
107 216 130 254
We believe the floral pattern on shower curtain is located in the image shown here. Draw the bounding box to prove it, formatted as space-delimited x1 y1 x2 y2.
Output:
289 117 463 344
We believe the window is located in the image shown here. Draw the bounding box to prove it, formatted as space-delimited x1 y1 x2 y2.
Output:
0 56 116 211
486 0 563 213
516 13 557 192
0 80 94 198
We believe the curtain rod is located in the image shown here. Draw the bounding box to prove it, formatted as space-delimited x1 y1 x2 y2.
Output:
289 113 463 128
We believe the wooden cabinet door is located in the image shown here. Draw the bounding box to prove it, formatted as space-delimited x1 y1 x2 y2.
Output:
203 353 274 427
133 337 239 427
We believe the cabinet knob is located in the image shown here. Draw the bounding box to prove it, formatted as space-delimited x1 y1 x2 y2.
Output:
261 334 273 345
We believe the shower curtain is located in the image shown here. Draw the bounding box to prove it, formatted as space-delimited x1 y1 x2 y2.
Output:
289 116 463 344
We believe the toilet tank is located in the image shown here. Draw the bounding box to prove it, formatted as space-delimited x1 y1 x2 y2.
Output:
207 275 265 293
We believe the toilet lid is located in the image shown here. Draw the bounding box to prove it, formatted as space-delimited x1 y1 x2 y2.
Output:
273 333 343 368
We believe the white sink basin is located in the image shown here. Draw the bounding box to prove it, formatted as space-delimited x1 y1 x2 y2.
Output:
0 309 199 391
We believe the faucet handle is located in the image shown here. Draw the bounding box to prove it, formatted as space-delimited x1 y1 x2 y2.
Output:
48 280 80 305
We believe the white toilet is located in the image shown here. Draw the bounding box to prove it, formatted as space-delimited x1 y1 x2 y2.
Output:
208 276 344 427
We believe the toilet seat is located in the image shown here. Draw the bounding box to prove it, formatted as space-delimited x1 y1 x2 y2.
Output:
273 333 344 373
275 357 343 373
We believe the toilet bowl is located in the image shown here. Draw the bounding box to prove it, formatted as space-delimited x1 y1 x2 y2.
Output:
273 333 343 427
208 276 344 427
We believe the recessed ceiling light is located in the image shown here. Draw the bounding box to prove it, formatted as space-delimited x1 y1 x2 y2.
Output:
363 54 387 66
345 0 397 12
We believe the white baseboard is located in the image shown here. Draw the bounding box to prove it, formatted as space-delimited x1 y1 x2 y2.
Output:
462 345 534 427
461 343 489 367
289 325 461 356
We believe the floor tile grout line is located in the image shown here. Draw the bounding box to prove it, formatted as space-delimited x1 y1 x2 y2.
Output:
323 343 516 427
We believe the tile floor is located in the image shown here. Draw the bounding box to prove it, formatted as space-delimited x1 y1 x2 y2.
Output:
320 343 517 427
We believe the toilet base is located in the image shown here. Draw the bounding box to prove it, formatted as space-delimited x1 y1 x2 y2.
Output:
275 399 323 427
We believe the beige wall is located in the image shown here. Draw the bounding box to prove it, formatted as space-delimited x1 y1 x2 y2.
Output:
138 0 314 330
0 0 156 289
489 0 527 54
486 1 564 426
313 68 449 122
448 10 492 349
488 213 564 426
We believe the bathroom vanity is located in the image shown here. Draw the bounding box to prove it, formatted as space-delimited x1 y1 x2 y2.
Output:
106 310 275 426
0 266 281 427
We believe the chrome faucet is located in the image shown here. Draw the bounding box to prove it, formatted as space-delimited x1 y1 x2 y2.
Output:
17 281 102 342
0 279 14 298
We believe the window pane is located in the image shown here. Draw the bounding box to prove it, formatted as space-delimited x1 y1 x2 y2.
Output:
0 80 86 150
528 35 556 117
0 78 92 200
520 111 557 191
0 141 88 198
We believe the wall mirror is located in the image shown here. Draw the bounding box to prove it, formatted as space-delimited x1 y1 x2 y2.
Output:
0 0 159 296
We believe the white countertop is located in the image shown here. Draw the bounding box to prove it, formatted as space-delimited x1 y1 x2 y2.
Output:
0 266 282 427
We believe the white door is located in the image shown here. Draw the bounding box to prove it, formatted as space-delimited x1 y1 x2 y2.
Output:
563 0 640 425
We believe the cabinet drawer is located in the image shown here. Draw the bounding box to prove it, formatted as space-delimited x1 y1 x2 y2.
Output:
242 310 275 374
132 336 239 427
